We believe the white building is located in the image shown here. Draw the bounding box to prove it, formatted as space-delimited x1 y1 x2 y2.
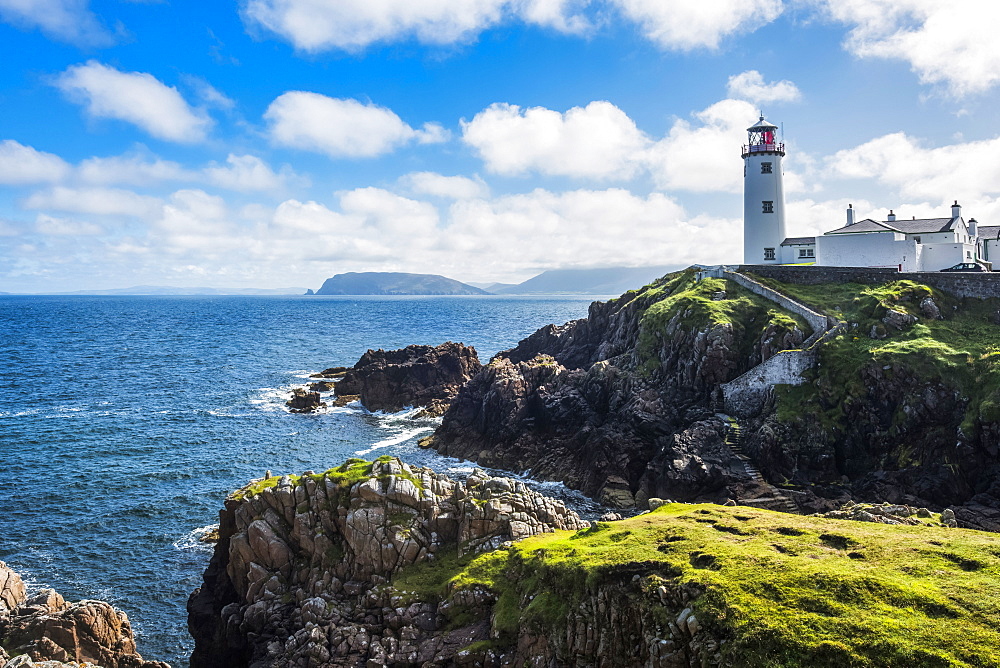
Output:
741 118 993 271
742 116 786 265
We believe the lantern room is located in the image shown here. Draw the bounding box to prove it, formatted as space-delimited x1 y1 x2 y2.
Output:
742 116 784 157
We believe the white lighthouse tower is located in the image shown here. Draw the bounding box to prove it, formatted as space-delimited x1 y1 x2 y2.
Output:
742 116 786 264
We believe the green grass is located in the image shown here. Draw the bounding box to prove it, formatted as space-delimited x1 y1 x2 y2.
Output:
757 278 1000 435
633 272 809 374
403 504 1000 667
229 458 379 501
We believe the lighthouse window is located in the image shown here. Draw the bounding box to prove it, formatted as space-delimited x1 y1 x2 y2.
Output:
761 162 772 174
762 201 774 213
764 248 776 261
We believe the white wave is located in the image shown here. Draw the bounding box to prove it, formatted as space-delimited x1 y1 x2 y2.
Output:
354 426 434 456
173 524 219 553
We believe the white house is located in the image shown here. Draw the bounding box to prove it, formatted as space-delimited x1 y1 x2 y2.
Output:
741 117 992 271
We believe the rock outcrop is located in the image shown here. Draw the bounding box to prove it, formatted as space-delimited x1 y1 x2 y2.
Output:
0 563 168 668
187 457 587 667
286 388 324 413
431 272 805 508
335 342 483 416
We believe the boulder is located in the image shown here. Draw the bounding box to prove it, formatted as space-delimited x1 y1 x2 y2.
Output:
286 388 324 413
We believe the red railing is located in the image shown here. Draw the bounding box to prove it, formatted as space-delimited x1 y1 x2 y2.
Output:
742 143 785 155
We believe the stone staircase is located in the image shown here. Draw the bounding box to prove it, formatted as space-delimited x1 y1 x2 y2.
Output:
720 414 798 513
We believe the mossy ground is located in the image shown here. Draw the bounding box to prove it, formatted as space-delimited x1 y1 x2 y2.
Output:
754 278 1000 434
230 458 378 500
396 504 1000 667
630 270 809 374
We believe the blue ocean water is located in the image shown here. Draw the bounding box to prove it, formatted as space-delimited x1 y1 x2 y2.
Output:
0 294 603 667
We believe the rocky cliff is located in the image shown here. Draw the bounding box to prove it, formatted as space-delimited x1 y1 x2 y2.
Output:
740 277 1000 531
430 270 809 508
0 562 168 668
187 461 1000 667
187 457 586 667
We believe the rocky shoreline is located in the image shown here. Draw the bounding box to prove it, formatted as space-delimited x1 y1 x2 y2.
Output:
0 563 168 668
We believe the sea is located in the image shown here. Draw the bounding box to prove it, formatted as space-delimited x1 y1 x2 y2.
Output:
0 294 607 667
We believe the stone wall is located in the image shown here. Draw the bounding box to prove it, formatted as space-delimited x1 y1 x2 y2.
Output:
721 349 815 417
722 270 828 341
740 265 1000 300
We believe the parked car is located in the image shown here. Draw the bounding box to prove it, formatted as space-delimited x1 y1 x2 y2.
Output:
940 262 989 272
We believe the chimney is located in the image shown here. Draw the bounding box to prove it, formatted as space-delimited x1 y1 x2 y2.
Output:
887 209 896 222
969 217 978 237
952 200 962 219
847 203 855 226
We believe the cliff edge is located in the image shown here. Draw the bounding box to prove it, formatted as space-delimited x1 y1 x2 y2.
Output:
430 269 810 509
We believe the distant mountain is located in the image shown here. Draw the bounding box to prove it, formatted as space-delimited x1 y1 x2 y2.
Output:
493 266 682 295
467 281 520 292
33 286 309 296
313 272 490 296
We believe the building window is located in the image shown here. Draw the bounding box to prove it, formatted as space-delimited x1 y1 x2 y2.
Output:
761 162 772 174
914 236 921 243
798 248 815 258
762 201 774 213
967 250 973 259
764 248 776 261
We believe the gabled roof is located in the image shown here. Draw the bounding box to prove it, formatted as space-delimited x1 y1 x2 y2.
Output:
979 225 1000 240
826 217 959 235
825 219 894 234
781 237 816 246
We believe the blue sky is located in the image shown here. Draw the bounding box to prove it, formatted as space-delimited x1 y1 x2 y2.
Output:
2 0 1000 291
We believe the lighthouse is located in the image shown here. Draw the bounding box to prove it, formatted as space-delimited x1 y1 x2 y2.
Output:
742 116 786 264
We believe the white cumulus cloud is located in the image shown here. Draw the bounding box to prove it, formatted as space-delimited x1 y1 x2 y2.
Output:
610 0 783 50
56 61 213 143
241 0 590 52
826 132 1000 203
462 101 649 179
726 70 801 104
815 0 1000 96
265 91 446 158
204 154 292 192
400 172 489 199
23 186 162 217
646 99 760 193
0 0 112 46
35 213 103 236
0 140 72 184
77 153 195 185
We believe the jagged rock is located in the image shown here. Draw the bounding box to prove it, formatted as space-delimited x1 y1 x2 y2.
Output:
307 381 335 392
0 563 167 668
331 394 359 407
286 388 324 413
430 273 808 508
882 309 917 330
919 297 943 320
334 342 482 416
309 367 349 379
188 458 588 668
0 562 26 615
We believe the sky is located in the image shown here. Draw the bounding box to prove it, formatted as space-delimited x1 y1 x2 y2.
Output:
3 0 1000 292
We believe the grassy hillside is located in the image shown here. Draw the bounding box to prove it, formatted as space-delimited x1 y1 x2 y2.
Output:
750 277 1000 436
394 503 1000 667
613 270 810 374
